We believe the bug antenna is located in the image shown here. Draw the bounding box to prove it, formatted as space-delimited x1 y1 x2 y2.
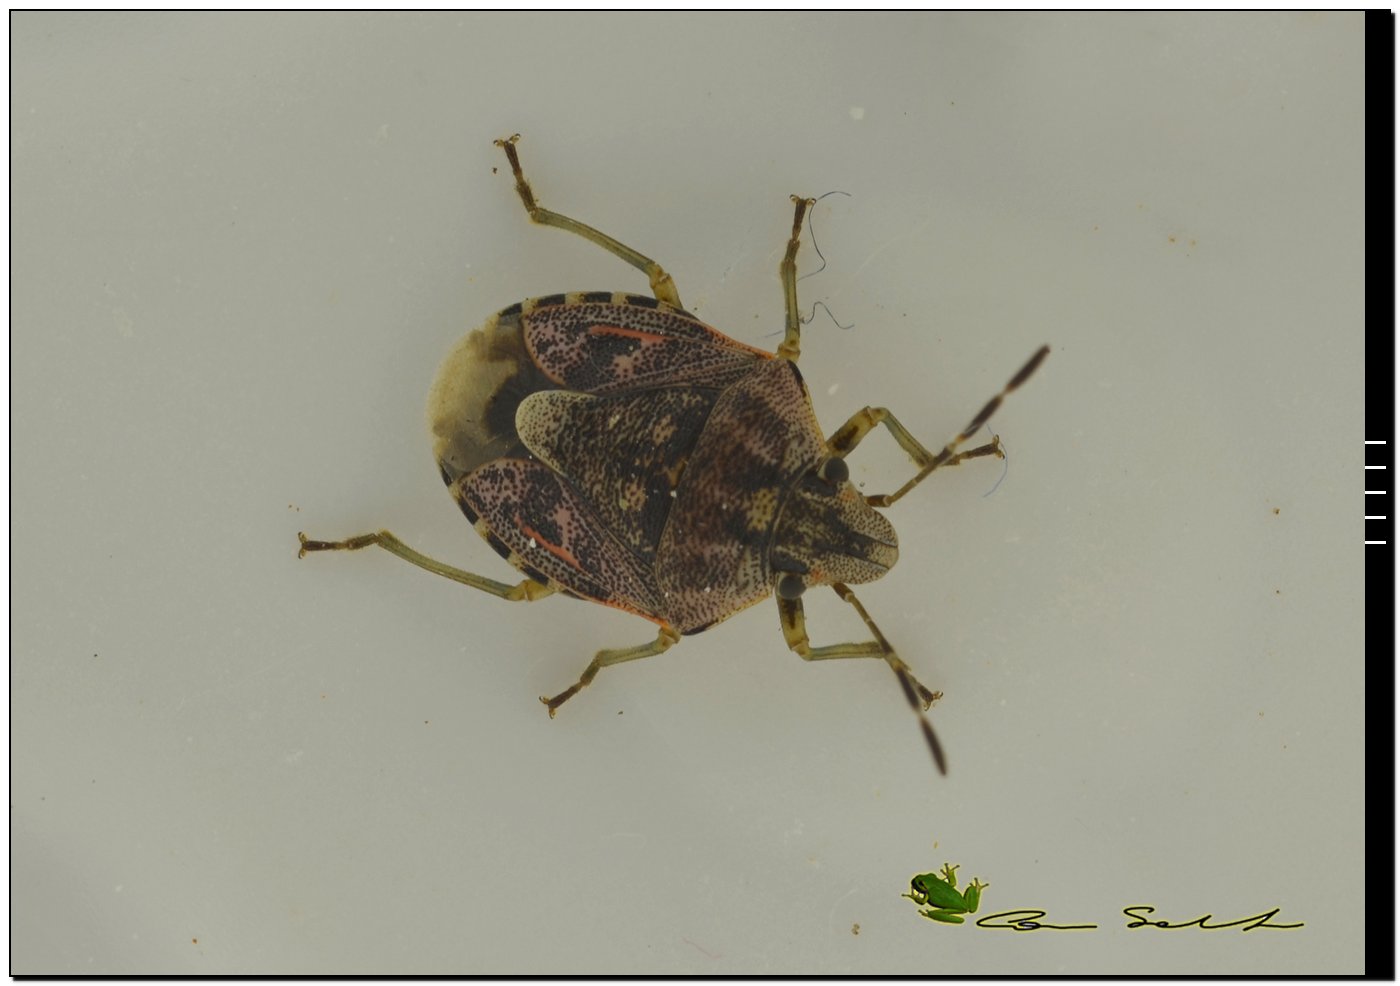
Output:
933 345 1050 471
891 661 947 775
920 717 948 776
832 583 946 776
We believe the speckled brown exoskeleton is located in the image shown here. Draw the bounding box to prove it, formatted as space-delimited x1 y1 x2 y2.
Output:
299 134 1049 774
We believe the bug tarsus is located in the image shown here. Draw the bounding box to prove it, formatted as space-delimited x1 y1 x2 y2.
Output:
295 529 556 602
777 195 817 362
540 624 681 718
492 133 684 309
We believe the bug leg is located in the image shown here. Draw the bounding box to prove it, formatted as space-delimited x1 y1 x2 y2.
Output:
494 134 683 309
777 195 817 363
297 531 555 602
776 586 947 774
540 624 681 717
825 408 1003 503
825 345 1050 507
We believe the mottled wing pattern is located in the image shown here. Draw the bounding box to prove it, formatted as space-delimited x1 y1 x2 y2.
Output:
515 388 715 563
454 459 665 621
522 297 769 394
657 359 828 633
441 294 788 625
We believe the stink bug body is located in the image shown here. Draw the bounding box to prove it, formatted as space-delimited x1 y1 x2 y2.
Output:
299 134 1049 774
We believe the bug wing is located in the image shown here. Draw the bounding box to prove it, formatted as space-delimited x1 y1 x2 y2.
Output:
430 298 767 487
522 299 769 394
454 459 666 622
515 387 713 563
657 359 828 633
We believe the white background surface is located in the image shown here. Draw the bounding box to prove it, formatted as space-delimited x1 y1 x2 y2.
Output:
11 12 1366 975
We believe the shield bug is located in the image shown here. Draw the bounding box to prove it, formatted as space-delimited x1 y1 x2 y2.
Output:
299 133 1049 774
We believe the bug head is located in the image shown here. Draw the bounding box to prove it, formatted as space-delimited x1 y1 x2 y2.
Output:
771 456 898 599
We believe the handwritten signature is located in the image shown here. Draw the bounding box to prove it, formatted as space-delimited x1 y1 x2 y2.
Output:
971 906 1303 933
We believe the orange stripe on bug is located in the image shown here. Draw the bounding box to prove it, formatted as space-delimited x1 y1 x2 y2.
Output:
588 324 668 344
517 519 585 574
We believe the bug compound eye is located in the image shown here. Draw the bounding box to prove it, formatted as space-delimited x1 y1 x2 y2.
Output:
817 457 849 485
776 573 807 600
